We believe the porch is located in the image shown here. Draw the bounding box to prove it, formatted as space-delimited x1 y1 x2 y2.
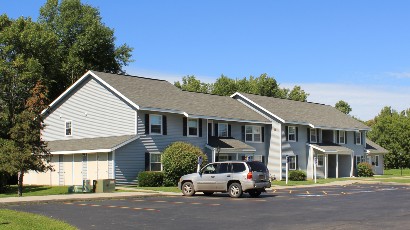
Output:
205 137 261 162
307 143 354 179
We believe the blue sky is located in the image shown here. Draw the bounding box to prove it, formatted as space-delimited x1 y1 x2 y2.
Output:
2 0 410 120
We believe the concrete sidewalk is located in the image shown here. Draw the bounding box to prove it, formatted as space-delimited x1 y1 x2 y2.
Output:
0 188 180 206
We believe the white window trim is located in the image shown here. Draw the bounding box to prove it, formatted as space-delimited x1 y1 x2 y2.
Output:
310 129 318 143
187 118 199 137
65 120 72 136
218 123 228 137
150 153 162 171
355 131 362 145
245 125 262 143
317 154 324 167
355 155 362 166
339 131 346 144
149 114 163 135
288 126 296 142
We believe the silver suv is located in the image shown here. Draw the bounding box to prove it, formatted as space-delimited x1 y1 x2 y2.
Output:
178 161 271 198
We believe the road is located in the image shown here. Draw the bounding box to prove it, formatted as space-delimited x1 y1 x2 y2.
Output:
6 184 410 230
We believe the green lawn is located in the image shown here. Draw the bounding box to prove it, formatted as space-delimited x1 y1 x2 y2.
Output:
0 185 70 198
383 168 410 177
0 209 77 229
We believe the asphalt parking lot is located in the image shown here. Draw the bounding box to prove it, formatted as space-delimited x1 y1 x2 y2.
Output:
7 184 410 230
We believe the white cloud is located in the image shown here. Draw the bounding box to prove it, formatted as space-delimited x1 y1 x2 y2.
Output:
282 83 410 121
386 72 410 79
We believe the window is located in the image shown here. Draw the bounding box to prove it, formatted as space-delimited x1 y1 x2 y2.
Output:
150 153 162 171
375 155 379 167
150 114 162 134
218 154 230 162
245 125 262 142
355 131 361 145
217 163 230 173
288 126 296 142
339 131 345 144
317 154 324 167
218 123 228 137
310 129 318 143
65 121 72 136
232 163 246 173
203 164 217 174
355 156 362 166
253 155 263 162
188 118 198 136
288 156 296 170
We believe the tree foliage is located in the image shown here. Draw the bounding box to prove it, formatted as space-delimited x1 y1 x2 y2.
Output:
335 100 352 114
174 73 309 101
161 142 207 186
0 81 51 196
367 107 410 169
38 0 133 99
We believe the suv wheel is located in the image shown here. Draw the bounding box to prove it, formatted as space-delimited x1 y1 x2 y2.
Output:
182 181 195 196
249 190 262 198
228 183 243 198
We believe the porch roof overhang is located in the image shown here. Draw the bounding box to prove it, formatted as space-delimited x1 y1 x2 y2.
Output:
46 135 139 155
206 137 256 153
307 143 353 155
366 140 389 155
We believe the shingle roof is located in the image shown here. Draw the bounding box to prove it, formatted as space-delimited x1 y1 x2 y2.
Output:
207 137 255 151
47 135 137 153
366 139 389 154
309 143 353 153
236 92 369 130
92 71 269 122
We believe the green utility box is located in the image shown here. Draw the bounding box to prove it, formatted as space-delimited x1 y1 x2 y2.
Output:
93 179 116 193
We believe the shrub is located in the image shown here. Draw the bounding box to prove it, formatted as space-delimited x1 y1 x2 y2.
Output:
162 142 207 186
138 171 164 187
289 170 307 181
357 162 374 177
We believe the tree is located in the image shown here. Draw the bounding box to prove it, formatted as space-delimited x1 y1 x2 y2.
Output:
174 75 211 93
161 142 207 186
0 81 51 196
335 100 352 114
38 0 133 100
287 85 309 102
211 75 237 96
367 107 410 169
0 15 58 138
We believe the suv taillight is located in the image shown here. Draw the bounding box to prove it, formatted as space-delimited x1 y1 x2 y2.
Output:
247 172 253 180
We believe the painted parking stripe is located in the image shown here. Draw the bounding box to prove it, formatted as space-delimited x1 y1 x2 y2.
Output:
65 203 160 212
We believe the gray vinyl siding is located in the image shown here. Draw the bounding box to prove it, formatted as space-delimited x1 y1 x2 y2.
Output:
281 125 309 178
42 77 135 141
114 111 208 185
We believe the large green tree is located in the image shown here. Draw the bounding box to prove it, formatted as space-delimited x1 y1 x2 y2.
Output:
174 73 309 101
0 81 51 196
367 107 410 169
38 0 133 99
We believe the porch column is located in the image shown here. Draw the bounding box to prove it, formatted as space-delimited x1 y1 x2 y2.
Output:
350 152 354 177
325 154 328 179
336 154 339 178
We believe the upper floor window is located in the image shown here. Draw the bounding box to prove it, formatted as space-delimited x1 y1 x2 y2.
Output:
355 131 362 145
150 114 162 134
339 130 346 144
65 121 72 136
218 123 228 137
310 129 318 143
188 118 198 137
288 126 296 142
245 125 262 142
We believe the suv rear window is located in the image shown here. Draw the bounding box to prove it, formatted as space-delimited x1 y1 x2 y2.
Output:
246 161 267 172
